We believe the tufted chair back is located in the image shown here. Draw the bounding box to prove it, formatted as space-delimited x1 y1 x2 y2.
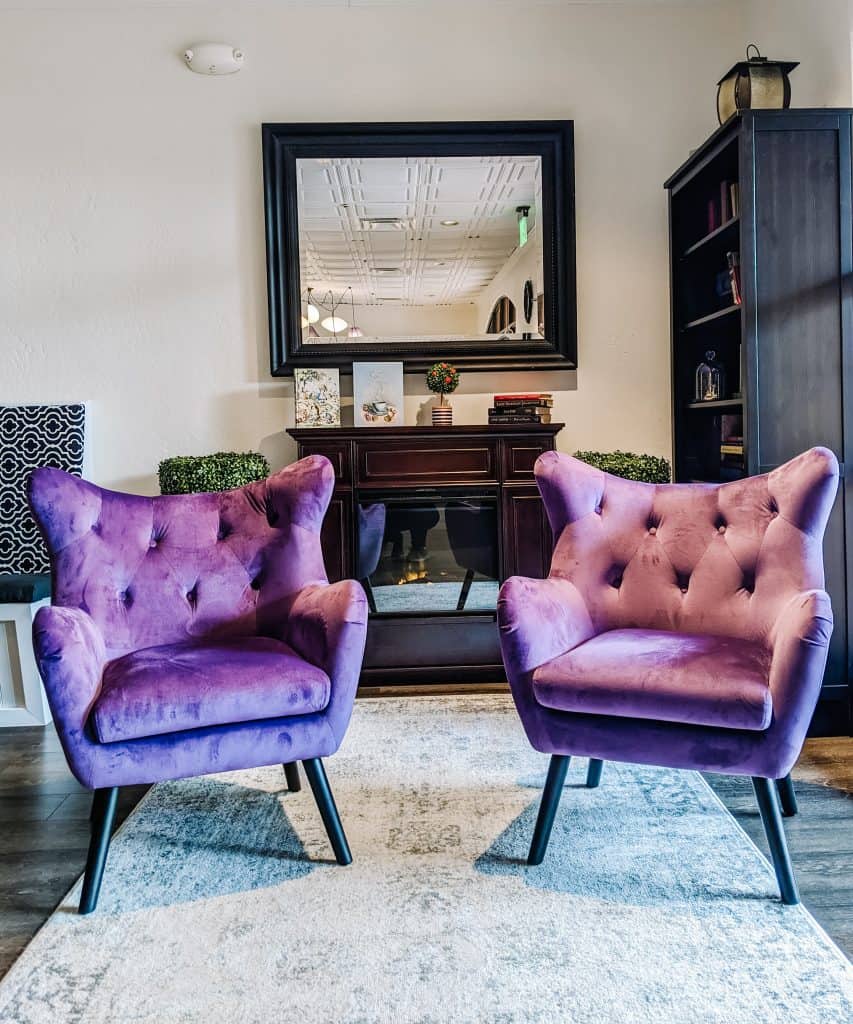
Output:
535 448 838 646
28 455 334 658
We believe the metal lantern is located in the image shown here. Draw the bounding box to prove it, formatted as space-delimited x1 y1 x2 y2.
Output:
716 44 798 125
695 350 726 403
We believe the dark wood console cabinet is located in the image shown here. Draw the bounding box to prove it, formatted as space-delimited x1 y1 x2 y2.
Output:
288 423 563 686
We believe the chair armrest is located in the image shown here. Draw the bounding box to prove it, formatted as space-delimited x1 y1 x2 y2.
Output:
32 605 107 734
768 589 833 739
283 580 369 742
497 575 596 678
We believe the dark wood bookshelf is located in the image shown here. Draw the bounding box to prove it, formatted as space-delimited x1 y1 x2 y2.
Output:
665 109 853 735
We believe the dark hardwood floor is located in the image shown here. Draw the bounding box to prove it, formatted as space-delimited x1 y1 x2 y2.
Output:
0 722 850 979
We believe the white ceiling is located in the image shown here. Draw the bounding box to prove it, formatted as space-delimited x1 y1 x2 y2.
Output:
298 155 540 307
0 1 710 8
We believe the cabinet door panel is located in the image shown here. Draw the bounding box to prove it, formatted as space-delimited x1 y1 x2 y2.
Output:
320 493 352 584
500 437 553 481
502 487 552 579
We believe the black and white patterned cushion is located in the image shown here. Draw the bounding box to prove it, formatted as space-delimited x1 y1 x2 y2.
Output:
0 405 85 574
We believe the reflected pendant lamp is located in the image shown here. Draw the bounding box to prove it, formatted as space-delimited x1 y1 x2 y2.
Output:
321 315 348 334
347 289 363 337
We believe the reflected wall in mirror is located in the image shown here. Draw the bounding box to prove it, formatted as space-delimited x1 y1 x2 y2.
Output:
262 121 576 373
297 155 544 346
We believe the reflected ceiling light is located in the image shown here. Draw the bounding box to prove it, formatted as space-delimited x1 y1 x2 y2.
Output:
301 315 309 328
440 219 459 226
306 285 359 336
321 315 348 334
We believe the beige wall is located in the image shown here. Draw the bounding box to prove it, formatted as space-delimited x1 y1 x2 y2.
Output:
743 0 852 107
0 1 846 493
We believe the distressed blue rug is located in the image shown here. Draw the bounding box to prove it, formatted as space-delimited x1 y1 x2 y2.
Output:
1 695 850 1023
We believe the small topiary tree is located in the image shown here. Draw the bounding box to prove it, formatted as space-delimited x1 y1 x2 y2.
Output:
158 452 270 495
573 450 671 484
425 361 460 407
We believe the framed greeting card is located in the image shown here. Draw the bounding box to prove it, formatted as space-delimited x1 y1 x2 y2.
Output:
294 368 341 427
352 362 404 427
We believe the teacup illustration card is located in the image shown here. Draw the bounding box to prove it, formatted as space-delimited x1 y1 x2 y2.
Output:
352 362 404 427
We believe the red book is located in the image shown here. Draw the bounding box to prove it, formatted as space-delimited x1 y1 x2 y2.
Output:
707 199 718 234
494 393 551 401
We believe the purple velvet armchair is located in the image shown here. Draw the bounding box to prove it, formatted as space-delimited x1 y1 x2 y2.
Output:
28 455 368 913
498 448 838 904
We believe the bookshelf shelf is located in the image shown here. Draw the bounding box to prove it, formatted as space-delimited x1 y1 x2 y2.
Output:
682 305 741 331
665 109 853 733
686 398 743 410
682 217 740 258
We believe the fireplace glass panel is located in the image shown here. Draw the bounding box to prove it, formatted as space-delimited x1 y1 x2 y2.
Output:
358 494 499 614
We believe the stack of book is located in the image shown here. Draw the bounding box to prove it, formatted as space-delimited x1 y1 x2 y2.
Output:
720 418 744 479
488 393 553 425
706 179 740 233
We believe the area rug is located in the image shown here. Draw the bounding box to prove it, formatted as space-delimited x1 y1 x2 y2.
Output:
1 696 851 1024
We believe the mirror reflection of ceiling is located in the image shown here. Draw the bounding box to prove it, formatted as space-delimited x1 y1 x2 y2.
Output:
297 155 541 308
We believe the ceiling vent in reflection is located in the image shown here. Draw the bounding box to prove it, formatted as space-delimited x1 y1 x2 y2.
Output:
359 217 413 231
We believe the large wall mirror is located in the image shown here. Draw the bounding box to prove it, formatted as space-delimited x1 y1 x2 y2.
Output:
262 121 576 374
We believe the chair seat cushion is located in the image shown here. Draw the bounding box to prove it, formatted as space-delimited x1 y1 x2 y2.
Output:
532 628 772 731
92 637 331 743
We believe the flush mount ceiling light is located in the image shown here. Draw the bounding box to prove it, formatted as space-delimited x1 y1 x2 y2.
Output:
183 42 245 75
440 219 459 227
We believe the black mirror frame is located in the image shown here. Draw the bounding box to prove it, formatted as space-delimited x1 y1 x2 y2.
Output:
262 120 576 375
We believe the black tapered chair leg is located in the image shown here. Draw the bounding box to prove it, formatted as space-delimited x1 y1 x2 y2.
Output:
283 762 301 792
775 773 798 817
527 754 571 866
456 568 475 611
361 579 378 614
302 758 352 866
586 758 604 788
79 787 119 915
752 776 800 905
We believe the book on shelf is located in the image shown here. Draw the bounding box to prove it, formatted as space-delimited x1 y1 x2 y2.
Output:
489 403 552 414
488 412 552 425
720 180 731 223
707 198 718 234
720 443 744 456
494 393 553 403
705 180 737 234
